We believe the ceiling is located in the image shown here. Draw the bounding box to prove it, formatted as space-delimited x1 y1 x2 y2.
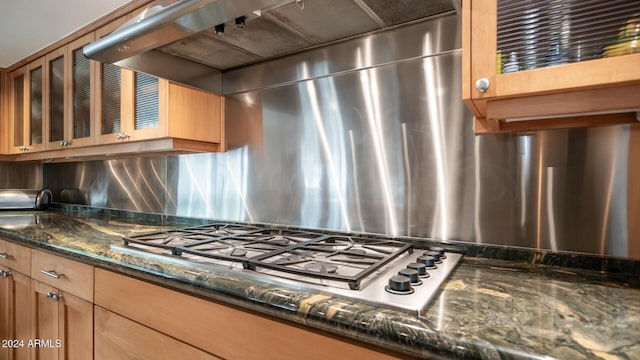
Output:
0 0 132 68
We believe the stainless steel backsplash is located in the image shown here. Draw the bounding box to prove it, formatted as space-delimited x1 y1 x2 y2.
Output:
0 162 42 189
42 14 640 259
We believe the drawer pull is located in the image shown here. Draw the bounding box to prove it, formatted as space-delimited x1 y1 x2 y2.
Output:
41 269 64 279
0 253 7 259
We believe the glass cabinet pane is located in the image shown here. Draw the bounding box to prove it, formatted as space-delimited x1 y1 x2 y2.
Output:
29 66 43 145
13 75 24 147
101 63 121 135
72 48 91 139
134 73 159 130
49 56 65 142
497 0 640 73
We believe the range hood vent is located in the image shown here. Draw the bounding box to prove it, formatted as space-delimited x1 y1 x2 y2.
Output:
84 0 455 94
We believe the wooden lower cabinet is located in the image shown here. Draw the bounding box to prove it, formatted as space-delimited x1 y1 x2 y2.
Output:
30 279 93 360
94 306 220 360
0 267 31 360
95 269 399 360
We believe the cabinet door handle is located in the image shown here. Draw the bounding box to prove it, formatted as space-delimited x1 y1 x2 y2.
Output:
1 270 12 278
475 78 490 92
41 269 64 279
46 292 62 301
0 253 7 259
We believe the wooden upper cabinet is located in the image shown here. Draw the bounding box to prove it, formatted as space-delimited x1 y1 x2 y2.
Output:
8 58 46 154
44 33 96 150
462 0 640 133
6 4 224 161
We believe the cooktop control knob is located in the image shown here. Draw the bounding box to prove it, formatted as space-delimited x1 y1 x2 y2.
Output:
429 246 447 259
422 251 442 263
385 275 414 294
417 255 437 269
407 262 430 278
398 268 422 285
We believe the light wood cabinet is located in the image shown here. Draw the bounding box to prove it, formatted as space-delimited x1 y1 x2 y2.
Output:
462 0 640 133
0 265 31 360
8 58 46 154
29 250 94 360
30 279 93 360
30 250 94 303
44 33 96 151
95 269 399 360
97 72 224 147
0 240 31 360
95 306 220 360
1 1 225 161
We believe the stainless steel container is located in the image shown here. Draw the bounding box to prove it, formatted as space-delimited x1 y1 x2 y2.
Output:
0 189 53 210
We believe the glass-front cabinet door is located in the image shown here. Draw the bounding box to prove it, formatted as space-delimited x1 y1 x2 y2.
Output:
45 33 95 150
9 58 46 154
463 0 640 132
67 34 95 147
9 67 27 154
95 18 126 145
28 59 45 152
130 71 166 140
45 47 66 150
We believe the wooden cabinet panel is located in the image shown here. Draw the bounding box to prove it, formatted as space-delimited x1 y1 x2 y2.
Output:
0 266 31 360
58 290 93 360
31 250 94 302
31 279 59 360
95 269 398 360
95 306 220 360
0 240 31 276
30 279 92 360
168 82 222 144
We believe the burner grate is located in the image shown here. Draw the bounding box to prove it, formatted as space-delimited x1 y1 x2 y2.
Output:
122 224 413 289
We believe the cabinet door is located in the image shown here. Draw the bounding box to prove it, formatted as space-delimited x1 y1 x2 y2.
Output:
467 1 640 101
66 33 96 148
123 71 168 141
8 66 27 154
27 58 46 153
0 268 31 360
95 17 126 145
45 47 66 151
31 280 60 360
463 0 640 131
30 280 92 360
58 290 92 360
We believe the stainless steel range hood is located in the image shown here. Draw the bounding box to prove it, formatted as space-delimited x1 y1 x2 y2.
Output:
84 0 455 94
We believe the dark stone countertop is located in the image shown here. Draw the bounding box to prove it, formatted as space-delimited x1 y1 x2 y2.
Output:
1 207 639 359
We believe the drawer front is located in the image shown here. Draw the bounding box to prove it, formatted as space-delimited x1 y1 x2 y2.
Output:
95 269 399 360
31 250 94 302
0 239 31 275
95 306 220 360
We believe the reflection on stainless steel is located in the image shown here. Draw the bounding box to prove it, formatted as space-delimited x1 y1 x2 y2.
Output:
0 162 42 189
44 158 167 213
0 189 51 210
42 14 640 259
83 0 455 93
0 214 37 230
222 14 460 95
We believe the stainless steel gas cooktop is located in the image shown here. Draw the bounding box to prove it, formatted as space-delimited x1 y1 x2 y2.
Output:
111 223 462 314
